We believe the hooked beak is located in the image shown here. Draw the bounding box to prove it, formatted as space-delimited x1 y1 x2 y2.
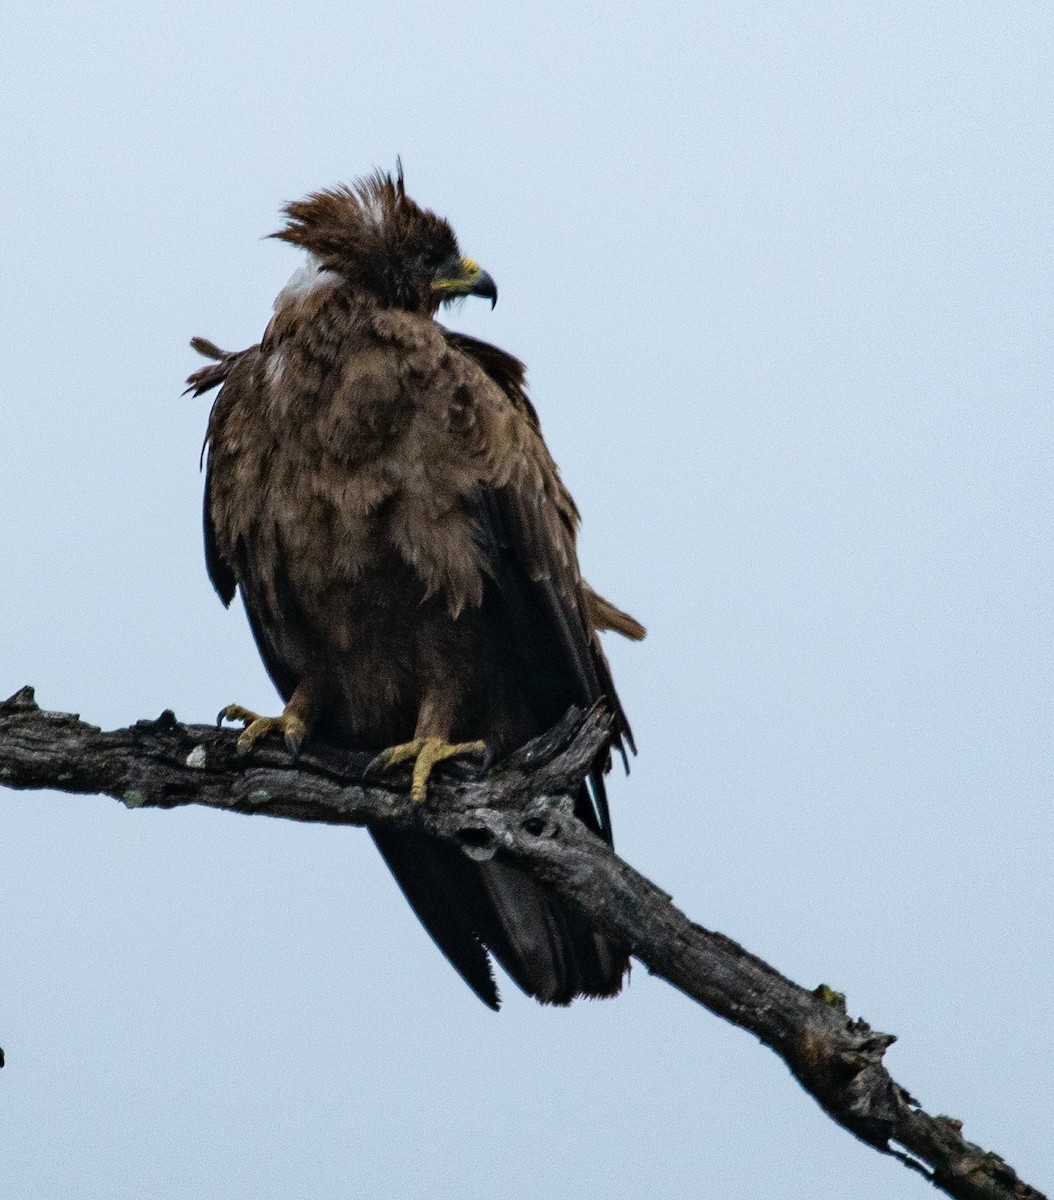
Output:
431 257 498 308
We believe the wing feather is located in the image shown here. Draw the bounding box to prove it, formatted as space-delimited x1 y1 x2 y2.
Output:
190 340 252 606
444 329 638 839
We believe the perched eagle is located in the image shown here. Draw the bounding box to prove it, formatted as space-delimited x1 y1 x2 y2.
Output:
188 169 644 1008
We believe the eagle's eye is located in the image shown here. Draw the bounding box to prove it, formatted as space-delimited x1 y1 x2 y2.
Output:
423 249 452 273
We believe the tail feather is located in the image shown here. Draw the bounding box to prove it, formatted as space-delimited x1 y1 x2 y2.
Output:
369 826 501 1009
478 858 626 1004
370 816 627 1008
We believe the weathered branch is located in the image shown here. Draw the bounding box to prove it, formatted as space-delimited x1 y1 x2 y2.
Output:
0 685 1044 1200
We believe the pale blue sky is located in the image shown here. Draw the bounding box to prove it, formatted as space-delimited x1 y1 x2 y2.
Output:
2 3 1051 1197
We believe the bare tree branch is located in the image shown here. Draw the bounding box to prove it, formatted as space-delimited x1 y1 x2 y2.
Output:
0 685 1044 1200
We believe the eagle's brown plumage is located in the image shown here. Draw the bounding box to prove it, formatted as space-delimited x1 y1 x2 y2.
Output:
191 169 644 1008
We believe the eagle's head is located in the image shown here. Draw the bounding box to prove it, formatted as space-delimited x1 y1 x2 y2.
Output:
272 167 497 316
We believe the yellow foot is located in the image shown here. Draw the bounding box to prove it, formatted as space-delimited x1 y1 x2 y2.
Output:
217 704 308 757
366 737 487 803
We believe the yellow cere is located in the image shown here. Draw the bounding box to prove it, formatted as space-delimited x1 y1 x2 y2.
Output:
431 257 482 293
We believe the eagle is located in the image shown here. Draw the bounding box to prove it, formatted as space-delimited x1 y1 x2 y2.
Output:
188 168 644 1008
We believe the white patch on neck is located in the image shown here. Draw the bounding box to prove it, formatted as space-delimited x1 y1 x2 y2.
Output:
273 252 342 311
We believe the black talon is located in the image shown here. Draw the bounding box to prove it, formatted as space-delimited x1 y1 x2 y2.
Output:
362 750 388 782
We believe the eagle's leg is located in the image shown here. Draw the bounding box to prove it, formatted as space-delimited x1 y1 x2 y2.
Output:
217 678 321 758
365 692 485 803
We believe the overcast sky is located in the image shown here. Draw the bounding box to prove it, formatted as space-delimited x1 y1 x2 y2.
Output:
2 2 1051 1197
